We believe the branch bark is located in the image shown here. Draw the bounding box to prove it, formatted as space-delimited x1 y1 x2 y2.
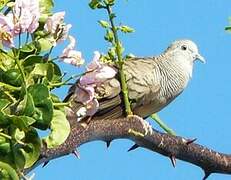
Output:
27 108 231 179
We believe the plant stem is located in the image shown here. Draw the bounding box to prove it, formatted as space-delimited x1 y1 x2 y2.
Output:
53 102 70 107
0 82 21 91
15 58 27 89
150 114 176 136
49 73 85 88
105 4 132 116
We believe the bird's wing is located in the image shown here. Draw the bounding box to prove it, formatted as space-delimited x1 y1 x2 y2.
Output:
65 77 124 120
94 57 162 119
65 57 161 120
124 57 161 107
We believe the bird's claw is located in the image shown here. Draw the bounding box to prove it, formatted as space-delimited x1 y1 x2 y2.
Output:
127 115 153 135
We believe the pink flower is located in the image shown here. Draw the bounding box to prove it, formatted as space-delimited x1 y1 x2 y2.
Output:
86 51 101 71
44 12 65 34
13 0 40 34
75 86 95 104
60 35 84 66
0 13 14 47
86 99 99 116
80 51 117 86
44 12 72 45
75 51 117 119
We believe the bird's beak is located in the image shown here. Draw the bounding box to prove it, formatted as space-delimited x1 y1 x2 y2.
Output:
196 53 205 63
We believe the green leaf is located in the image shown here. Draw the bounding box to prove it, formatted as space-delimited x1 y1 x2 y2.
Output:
0 141 10 155
23 55 44 67
110 13 116 19
225 26 231 31
32 99 53 130
19 44 36 59
98 20 110 28
117 41 124 54
13 128 25 143
104 0 115 6
17 94 35 117
0 52 15 71
0 112 9 127
0 161 19 180
43 109 70 148
104 29 114 43
0 99 10 111
39 0 54 14
37 38 53 52
28 84 49 104
19 129 41 168
9 115 36 130
28 84 53 129
108 47 116 60
2 69 22 87
0 0 10 11
119 25 134 33
31 63 54 81
12 145 25 170
89 0 104 9
51 62 62 83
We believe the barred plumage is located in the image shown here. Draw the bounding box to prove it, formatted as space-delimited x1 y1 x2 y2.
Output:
67 39 205 121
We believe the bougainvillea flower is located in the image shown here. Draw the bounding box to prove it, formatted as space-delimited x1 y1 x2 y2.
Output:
13 0 40 34
75 51 117 120
44 12 65 34
85 98 99 116
75 86 95 104
60 36 85 66
44 12 72 45
86 51 101 71
0 14 14 47
80 51 117 86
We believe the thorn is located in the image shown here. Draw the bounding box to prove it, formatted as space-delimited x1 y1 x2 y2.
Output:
202 171 211 180
42 161 49 168
106 141 111 148
127 144 139 152
186 138 197 145
169 155 176 168
72 149 80 159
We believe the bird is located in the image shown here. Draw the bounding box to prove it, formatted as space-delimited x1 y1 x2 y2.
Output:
65 39 205 121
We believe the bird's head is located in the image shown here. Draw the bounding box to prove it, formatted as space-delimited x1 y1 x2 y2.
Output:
167 39 205 63
165 39 205 78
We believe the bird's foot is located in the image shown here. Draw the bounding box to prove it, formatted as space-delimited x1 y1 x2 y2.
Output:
127 115 153 136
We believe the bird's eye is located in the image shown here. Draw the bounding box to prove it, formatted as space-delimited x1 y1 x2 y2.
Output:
181 45 187 51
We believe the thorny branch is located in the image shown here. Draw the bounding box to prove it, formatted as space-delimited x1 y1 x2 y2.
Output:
25 107 231 179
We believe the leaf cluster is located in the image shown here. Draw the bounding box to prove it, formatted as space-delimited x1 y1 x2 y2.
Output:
0 0 70 179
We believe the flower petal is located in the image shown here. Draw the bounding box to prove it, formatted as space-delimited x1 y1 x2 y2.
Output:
44 11 66 33
75 85 95 104
86 99 99 116
86 51 101 71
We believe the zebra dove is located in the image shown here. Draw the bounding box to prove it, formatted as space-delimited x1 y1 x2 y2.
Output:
66 39 205 121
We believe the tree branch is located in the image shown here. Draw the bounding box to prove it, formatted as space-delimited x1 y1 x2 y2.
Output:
26 108 231 178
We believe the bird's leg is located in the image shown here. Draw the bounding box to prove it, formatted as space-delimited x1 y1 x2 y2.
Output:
150 114 176 136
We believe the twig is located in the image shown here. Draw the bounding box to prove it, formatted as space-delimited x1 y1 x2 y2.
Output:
25 110 231 178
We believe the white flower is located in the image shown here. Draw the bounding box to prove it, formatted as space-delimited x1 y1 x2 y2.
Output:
44 12 72 45
0 13 14 47
13 0 40 34
75 51 117 119
60 35 85 66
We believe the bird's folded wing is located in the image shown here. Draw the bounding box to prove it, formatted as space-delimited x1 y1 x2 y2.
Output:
124 58 161 107
65 57 162 120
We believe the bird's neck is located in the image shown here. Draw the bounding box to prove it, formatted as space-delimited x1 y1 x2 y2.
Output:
157 55 192 99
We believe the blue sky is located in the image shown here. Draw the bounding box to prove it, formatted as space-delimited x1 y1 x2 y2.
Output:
34 1 231 179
